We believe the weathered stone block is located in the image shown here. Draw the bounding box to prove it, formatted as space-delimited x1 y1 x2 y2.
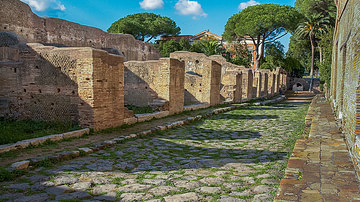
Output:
78 148 93 154
136 111 169 122
184 103 210 111
63 128 89 139
11 160 30 170
47 134 64 142
124 117 138 125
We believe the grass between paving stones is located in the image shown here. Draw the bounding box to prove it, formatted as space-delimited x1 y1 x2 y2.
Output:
0 98 292 194
0 98 253 169
0 118 81 145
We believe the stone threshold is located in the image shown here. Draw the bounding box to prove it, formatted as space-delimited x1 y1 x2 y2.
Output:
9 95 286 171
0 128 90 155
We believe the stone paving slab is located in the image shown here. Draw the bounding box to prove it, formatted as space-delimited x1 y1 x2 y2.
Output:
275 94 360 201
0 94 308 201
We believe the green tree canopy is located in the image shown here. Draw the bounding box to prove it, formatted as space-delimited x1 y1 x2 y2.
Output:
190 38 223 56
108 13 181 42
224 4 302 69
155 38 191 57
287 35 312 70
295 0 336 23
263 41 285 68
295 13 329 77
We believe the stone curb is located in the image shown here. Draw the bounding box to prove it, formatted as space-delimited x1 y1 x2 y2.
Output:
10 95 284 170
0 128 90 155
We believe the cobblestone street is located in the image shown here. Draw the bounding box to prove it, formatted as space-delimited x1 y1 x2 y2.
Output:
0 101 309 201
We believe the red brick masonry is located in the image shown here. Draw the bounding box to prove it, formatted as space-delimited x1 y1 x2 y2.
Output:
275 94 360 201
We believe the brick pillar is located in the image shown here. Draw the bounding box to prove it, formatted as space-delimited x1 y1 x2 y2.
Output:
209 60 222 105
270 73 275 97
244 69 253 101
234 72 242 103
263 72 268 98
167 58 185 114
274 70 280 94
256 71 262 98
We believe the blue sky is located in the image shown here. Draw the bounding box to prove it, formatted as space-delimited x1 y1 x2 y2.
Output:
21 0 296 51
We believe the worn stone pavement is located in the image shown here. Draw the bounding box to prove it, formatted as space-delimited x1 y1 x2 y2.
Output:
0 94 311 202
275 94 360 201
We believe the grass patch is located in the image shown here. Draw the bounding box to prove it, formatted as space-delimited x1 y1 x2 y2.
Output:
126 105 155 114
0 167 27 182
0 118 80 145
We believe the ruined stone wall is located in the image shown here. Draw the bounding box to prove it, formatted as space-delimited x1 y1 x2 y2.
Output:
0 44 80 123
124 58 184 114
170 52 221 105
0 42 125 131
330 0 360 173
242 69 254 101
0 0 160 61
268 71 275 97
209 55 244 103
260 69 269 98
254 71 262 98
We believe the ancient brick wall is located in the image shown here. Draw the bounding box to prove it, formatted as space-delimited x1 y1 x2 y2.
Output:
210 55 244 103
330 0 360 173
260 70 269 98
0 41 125 131
0 44 81 124
268 71 276 97
124 58 184 114
254 71 262 98
242 69 254 101
0 0 160 61
170 52 221 106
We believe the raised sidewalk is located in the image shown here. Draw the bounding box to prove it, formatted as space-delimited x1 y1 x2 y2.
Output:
275 94 360 201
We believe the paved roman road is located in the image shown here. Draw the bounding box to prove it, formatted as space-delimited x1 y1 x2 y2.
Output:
0 96 310 201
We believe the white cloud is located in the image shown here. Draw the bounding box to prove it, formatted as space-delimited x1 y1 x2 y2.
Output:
238 0 260 10
140 0 164 10
175 0 207 18
21 0 66 12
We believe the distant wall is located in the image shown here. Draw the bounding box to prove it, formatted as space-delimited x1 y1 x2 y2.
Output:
330 0 360 173
0 41 125 131
170 52 221 106
124 58 185 114
0 0 161 61
210 55 244 103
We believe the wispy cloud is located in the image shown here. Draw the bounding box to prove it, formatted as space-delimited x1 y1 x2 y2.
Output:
21 0 66 12
139 0 164 10
238 0 260 10
175 0 207 18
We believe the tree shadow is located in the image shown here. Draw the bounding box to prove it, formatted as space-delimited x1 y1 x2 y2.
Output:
18 127 287 201
47 136 287 174
209 114 279 120
238 107 296 111
162 129 262 140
